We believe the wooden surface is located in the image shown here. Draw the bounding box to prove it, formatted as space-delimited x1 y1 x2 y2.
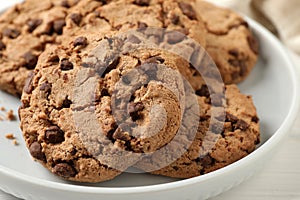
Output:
1 1 300 199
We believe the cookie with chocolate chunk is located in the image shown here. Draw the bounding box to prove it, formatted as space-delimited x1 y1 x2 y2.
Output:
0 0 95 96
193 1 259 84
135 85 260 178
0 0 206 96
19 27 205 182
64 0 206 46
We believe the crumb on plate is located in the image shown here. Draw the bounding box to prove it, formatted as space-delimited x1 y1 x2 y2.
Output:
6 109 16 121
5 133 15 139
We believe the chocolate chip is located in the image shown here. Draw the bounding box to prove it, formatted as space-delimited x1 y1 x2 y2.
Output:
62 97 72 108
0 41 6 51
29 142 46 161
61 0 70 8
247 35 259 54
2 28 20 39
73 36 88 47
196 85 210 98
44 22 54 35
40 81 51 93
170 14 180 25
53 19 66 35
100 88 110 97
60 59 74 71
22 51 38 69
236 119 249 131
178 2 197 20
44 126 65 144
197 154 213 167
127 35 141 44
166 31 186 44
255 138 260 145
226 113 238 122
70 148 77 155
47 54 60 63
229 49 239 57
128 102 144 121
137 22 148 30
251 116 259 123
144 56 165 64
63 74 69 82
52 163 76 178
133 0 150 6
70 13 82 25
113 24 122 31
24 72 35 94
27 19 43 32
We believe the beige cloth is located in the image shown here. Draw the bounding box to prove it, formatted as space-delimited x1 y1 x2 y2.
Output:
204 0 300 55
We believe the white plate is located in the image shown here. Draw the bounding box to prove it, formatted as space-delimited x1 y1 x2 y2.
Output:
0 16 299 200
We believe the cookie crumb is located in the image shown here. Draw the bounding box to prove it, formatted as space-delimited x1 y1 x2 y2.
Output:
5 133 15 139
13 139 19 146
6 109 16 121
0 107 5 111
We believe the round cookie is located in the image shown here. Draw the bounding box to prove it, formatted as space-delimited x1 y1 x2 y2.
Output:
0 0 207 96
19 29 197 182
135 84 260 178
64 0 206 47
0 0 95 96
193 1 259 84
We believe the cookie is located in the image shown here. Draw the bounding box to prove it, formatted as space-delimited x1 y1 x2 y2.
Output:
0 0 206 96
19 26 207 182
0 0 96 96
64 0 206 43
193 1 259 84
135 84 260 178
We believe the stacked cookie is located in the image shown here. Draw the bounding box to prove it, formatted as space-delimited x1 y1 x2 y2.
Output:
0 0 260 182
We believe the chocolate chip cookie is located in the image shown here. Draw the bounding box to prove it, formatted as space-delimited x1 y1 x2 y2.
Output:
0 0 207 96
193 1 259 84
0 0 97 96
19 26 208 182
135 84 260 178
64 0 206 46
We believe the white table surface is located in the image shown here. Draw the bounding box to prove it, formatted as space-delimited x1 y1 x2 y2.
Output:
1 1 300 200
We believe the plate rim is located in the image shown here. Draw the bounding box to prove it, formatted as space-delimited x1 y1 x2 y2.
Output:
0 16 299 195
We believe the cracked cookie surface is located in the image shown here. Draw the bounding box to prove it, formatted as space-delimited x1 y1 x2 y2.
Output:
194 1 259 84
19 26 209 182
0 0 91 96
0 0 206 96
135 85 260 178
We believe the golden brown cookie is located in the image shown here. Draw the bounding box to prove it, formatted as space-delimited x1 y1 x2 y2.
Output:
0 0 90 96
0 0 206 96
135 84 260 178
194 1 259 84
19 28 204 182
